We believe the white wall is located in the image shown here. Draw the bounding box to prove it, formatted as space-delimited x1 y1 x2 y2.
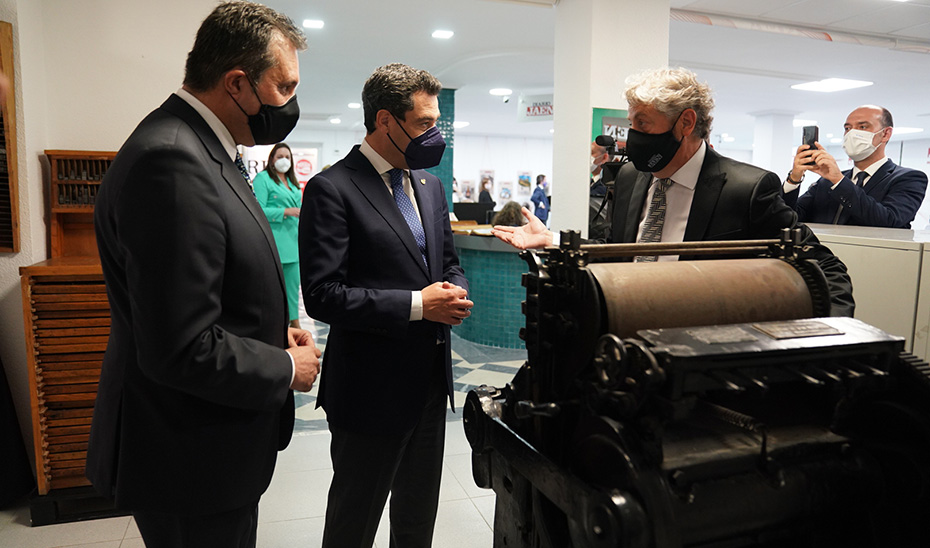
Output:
0 0 220 467
453 134 553 210
283 128 557 212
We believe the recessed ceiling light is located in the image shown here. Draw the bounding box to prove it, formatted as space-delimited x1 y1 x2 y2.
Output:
453 121 470 129
791 78 873 92
329 118 341 124
549 129 555 134
432 30 454 39
489 88 512 96
723 136 735 143
303 19 324 29
894 127 924 134
792 119 818 127
830 137 843 144
347 102 361 109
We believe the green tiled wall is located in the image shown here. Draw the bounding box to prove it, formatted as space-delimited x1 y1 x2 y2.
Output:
453 247 527 349
426 88 455 211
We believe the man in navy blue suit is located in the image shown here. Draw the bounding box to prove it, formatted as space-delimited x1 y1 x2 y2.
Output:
299 63 472 548
531 173 550 223
784 105 928 228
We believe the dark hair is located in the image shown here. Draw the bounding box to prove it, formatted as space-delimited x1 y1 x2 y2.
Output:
362 63 442 134
536 174 546 185
264 142 297 187
880 107 894 128
491 201 526 227
183 1 307 92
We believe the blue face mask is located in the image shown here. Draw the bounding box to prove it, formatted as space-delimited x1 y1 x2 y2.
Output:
389 115 446 169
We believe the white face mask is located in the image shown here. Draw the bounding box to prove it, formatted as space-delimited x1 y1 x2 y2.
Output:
843 128 884 162
590 158 599 174
273 157 292 174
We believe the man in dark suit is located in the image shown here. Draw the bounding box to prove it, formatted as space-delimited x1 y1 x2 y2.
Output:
784 105 928 228
89 3 321 546
531 174 550 223
493 67 854 317
300 63 472 548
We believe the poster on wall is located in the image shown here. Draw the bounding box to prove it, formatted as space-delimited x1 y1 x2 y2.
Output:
499 180 513 202
460 180 475 202
479 169 495 202
517 172 532 197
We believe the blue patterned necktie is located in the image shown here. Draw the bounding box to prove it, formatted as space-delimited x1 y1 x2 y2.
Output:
235 152 254 194
635 177 674 263
389 168 428 269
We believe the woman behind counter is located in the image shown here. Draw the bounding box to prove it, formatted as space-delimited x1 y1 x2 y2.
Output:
252 143 303 328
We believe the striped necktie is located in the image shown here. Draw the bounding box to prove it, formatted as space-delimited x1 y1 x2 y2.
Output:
635 178 674 262
389 168 428 269
235 152 254 194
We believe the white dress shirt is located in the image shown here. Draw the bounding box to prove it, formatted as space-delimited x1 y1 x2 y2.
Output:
635 140 706 261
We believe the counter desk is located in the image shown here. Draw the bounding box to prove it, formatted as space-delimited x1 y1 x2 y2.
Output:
453 234 527 349
809 223 930 360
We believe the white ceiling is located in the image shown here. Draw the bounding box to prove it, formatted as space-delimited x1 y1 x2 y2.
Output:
269 0 930 150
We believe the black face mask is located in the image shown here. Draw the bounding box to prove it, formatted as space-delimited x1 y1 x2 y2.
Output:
625 111 685 173
231 78 300 145
388 114 446 169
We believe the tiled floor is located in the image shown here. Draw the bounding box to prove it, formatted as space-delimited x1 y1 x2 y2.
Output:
0 300 526 548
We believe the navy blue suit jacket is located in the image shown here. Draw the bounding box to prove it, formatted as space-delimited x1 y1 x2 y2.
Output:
299 145 467 434
783 160 928 228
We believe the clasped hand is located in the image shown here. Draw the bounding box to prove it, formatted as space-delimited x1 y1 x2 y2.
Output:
286 327 321 392
422 281 473 325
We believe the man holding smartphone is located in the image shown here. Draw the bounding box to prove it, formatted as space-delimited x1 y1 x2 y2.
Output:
784 105 927 228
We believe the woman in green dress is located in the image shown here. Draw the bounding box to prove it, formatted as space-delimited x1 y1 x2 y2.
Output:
252 142 303 328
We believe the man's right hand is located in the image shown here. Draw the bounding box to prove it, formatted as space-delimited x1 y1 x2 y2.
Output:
287 344 321 392
423 281 473 325
491 207 553 250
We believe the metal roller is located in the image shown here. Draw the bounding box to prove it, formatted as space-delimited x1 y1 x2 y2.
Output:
588 258 819 339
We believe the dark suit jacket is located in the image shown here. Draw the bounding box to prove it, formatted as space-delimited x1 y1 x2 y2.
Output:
611 147 854 316
783 160 928 228
299 145 467 434
89 94 294 515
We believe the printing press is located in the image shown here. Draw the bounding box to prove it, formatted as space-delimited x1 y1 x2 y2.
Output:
463 230 930 548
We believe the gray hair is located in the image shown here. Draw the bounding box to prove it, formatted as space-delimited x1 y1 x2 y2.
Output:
362 63 442 134
183 1 307 92
624 67 715 139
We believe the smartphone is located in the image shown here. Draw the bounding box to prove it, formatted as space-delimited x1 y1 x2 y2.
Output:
802 125 819 149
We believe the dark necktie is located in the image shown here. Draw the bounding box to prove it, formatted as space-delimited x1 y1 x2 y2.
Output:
635 178 674 262
235 152 254 194
833 171 868 224
389 168 428 269
855 171 868 187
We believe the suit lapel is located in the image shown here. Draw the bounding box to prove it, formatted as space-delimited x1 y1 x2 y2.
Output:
612 165 650 243
684 148 727 241
346 148 430 279
862 160 895 195
410 170 437 279
161 95 287 295
625 172 651 242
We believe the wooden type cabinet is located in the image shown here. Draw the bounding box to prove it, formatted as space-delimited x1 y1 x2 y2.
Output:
44 150 115 258
20 257 109 495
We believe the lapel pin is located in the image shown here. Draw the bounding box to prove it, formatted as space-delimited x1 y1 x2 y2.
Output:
419 178 426 185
